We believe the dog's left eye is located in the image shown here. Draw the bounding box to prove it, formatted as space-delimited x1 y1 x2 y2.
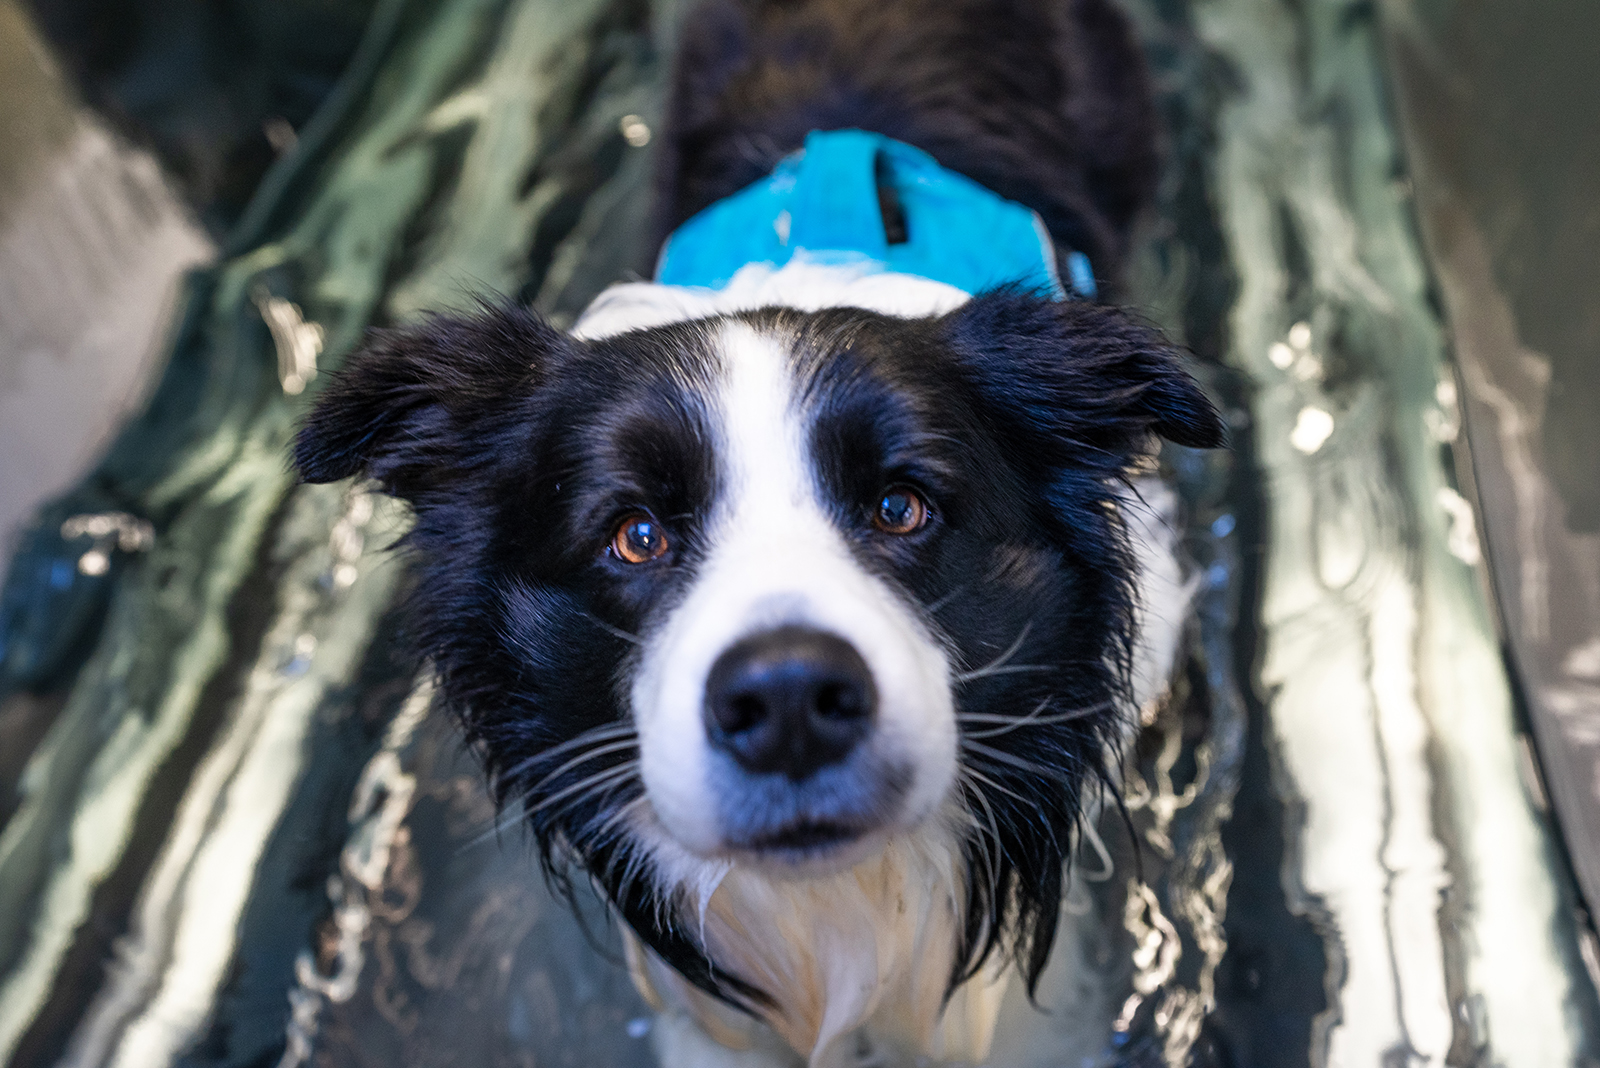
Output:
872 486 929 535
611 514 669 564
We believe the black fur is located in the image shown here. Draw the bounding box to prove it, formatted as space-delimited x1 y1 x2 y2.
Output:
295 292 1223 1008
655 0 1161 296
294 0 1223 1034
771 294 1221 994
298 309 766 1003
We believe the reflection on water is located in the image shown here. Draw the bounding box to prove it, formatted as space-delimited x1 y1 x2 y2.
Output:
1385 0 1600 1002
0 0 1595 1065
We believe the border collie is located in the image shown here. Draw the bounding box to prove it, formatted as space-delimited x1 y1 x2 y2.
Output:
295 0 1225 1064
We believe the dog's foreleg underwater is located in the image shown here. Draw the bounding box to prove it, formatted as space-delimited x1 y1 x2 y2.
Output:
293 0 1225 1064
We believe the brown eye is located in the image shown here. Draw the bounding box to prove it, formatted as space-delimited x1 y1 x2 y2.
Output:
873 487 928 535
611 514 669 564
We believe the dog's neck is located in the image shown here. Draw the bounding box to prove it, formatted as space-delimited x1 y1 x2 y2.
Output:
572 255 970 341
627 813 1011 1067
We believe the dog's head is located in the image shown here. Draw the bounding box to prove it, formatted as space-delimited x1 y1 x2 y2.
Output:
295 290 1222 1002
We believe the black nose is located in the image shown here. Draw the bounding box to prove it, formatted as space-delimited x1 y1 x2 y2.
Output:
704 627 877 780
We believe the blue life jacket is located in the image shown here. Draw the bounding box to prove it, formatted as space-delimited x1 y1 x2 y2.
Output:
655 129 1096 300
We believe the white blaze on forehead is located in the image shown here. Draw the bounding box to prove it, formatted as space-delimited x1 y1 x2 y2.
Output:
630 320 956 856
716 321 813 543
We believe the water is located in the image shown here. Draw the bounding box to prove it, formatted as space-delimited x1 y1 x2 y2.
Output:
0 0 1595 1065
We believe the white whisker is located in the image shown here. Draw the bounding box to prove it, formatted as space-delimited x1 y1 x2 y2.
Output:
584 611 644 646
956 768 1007 935
580 793 649 846
526 761 640 819
459 802 533 851
962 738 1077 783
958 698 1113 738
459 755 641 852
960 763 1035 811
519 737 640 799
963 763 1065 858
958 663 1055 682
926 583 970 616
500 722 636 781
953 622 1033 683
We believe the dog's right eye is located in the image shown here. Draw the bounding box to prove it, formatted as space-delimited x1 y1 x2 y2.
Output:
610 514 669 564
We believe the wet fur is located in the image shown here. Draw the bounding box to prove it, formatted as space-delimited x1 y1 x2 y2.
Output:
295 0 1223 1063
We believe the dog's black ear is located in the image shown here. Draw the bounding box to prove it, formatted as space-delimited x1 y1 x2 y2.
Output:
294 305 564 499
943 289 1226 462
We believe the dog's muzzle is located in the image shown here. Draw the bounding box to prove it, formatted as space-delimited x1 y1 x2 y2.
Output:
701 626 911 857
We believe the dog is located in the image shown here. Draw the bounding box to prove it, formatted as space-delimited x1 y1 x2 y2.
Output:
294 0 1225 1064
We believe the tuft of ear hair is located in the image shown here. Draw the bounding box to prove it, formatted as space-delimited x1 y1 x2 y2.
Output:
293 305 565 499
943 288 1226 463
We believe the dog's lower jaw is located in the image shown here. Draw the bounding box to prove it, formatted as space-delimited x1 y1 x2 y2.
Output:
627 814 1009 1068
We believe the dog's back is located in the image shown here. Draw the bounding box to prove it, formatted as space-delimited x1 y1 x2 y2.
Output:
655 0 1159 296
